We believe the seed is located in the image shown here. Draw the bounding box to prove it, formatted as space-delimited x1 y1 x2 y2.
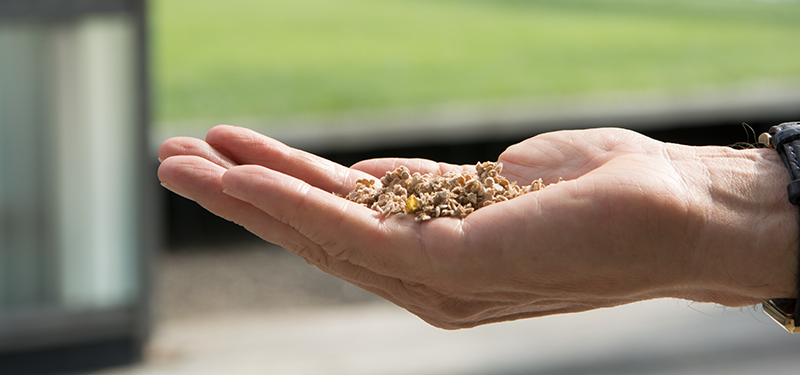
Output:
344 161 551 221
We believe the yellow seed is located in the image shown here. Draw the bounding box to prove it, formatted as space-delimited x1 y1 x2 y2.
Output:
405 195 421 213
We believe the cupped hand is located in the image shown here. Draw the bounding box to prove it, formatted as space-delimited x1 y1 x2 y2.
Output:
158 125 798 329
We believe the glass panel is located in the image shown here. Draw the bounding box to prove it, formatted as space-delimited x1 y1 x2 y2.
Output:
52 15 139 310
0 15 139 313
0 21 54 310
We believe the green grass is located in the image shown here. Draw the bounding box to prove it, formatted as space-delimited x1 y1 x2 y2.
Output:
152 0 800 127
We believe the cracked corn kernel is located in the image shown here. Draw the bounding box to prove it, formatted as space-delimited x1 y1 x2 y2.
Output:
406 195 421 213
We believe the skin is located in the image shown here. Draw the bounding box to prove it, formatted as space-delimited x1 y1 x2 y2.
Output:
158 125 799 330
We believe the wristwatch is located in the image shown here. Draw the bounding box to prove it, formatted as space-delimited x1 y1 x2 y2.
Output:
758 121 800 333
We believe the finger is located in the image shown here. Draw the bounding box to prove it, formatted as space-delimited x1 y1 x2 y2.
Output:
157 155 421 299
220 164 456 280
205 125 374 194
498 137 586 184
351 158 475 178
158 136 237 169
498 128 652 183
158 155 314 249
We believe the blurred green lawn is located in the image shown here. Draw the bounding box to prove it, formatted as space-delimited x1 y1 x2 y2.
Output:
152 0 800 128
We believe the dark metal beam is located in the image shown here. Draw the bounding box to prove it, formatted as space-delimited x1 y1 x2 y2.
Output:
0 0 136 19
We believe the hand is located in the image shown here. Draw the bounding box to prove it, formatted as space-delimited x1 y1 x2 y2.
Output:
158 125 799 329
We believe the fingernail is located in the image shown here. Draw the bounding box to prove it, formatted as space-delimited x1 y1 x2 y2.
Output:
221 187 239 199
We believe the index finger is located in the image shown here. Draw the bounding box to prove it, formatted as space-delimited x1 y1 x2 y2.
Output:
205 125 376 195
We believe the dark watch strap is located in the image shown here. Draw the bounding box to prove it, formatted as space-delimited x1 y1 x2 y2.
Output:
759 121 800 333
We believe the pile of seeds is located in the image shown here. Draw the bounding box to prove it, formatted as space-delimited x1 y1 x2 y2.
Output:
346 161 545 222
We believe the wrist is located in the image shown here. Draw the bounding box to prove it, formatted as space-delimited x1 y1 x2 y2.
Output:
686 145 798 306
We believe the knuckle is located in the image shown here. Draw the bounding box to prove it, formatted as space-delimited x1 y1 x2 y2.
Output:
400 282 482 325
431 299 480 323
290 244 329 268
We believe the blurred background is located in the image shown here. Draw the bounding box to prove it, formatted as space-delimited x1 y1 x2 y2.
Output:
1 0 800 374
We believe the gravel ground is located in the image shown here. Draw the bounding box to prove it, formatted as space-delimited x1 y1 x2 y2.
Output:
154 241 381 321
87 240 800 375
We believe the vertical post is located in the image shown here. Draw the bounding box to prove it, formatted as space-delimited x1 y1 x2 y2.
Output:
0 0 154 372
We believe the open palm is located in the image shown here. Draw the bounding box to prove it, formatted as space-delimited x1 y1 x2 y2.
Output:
158 125 797 329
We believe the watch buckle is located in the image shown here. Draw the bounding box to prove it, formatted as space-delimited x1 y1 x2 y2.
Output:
758 132 773 148
763 300 798 333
